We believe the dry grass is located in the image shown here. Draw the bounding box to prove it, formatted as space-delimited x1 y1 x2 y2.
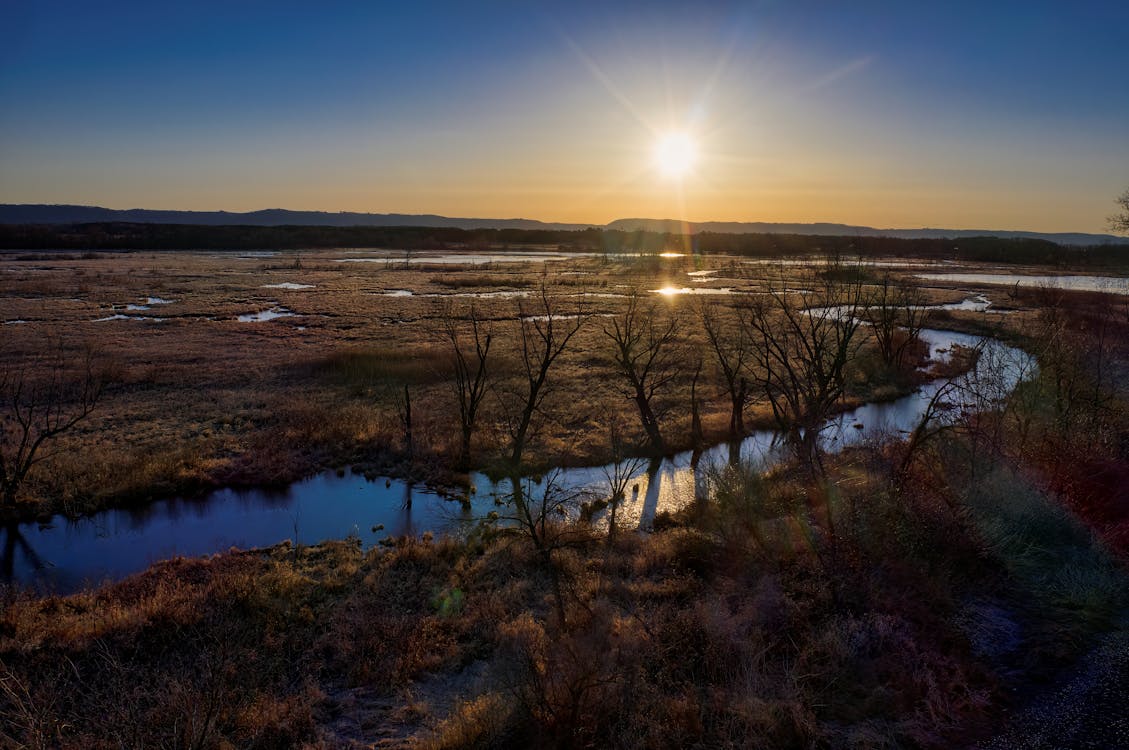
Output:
4 248 979 516
4 249 1129 747
3 430 1127 747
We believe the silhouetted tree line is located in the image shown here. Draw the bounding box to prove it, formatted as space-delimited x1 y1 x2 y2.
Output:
1 221 1127 265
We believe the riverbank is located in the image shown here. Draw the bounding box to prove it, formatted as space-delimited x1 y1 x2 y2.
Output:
2 326 1017 593
4 427 1126 748
4 247 1004 525
5 260 1128 746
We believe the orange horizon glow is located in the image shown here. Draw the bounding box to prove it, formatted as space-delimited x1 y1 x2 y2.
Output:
3 4 1124 237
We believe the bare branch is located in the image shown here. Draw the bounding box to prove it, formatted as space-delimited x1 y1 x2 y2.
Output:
602 292 680 454
506 287 588 467
1 344 104 507
1108 187 1129 235
739 271 866 470
440 301 493 469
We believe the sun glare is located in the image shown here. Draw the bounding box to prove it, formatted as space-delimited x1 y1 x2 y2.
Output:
653 132 697 178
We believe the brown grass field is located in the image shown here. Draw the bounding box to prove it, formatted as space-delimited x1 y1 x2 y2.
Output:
3 246 1129 748
0 247 1052 517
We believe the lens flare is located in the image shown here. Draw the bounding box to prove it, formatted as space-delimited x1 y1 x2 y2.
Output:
653 132 697 178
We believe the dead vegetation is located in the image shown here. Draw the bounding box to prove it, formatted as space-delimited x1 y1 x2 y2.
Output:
2 247 1129 747
0 249 1024 517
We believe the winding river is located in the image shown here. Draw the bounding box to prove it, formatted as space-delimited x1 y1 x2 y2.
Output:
3 329 1032 594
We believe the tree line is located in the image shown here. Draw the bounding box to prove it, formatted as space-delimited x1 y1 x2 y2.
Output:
3 222 1126 265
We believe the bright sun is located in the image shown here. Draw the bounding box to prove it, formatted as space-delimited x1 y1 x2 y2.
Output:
653 132 697 178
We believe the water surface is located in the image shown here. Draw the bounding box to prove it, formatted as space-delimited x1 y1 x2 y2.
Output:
916 272 1129 294
237 307 298 322
3 329 1031 593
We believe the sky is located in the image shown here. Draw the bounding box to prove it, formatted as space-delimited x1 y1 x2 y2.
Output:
1 1 1127 233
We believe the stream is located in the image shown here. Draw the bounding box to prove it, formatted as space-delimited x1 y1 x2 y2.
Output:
2 329 1033 594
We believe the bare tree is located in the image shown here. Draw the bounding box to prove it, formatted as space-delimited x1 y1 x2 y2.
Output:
600 426 648 546
497 471 592 621
1 346 102 508
1109 187 1129 234
689 357 705 453
398 385 413 466
502 471 590 557
506 288 587 468
441 303 493 469
741 275 866 470
602 292 679 454
864 273 932 367
698 299 751 436
1006 287 1116 482
896 377 968 483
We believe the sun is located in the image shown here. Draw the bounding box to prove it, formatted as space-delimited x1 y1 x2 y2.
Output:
653 132 697 178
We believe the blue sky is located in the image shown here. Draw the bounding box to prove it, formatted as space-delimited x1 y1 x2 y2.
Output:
1 1 1127 231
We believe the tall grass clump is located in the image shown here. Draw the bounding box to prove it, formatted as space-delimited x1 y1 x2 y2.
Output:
963 467 1128 639
314 345 451 392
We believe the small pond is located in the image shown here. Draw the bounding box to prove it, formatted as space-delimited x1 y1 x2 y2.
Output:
237 307 298 322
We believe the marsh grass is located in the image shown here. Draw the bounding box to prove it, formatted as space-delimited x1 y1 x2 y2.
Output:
4 438 1123 749
313 345 451 391
429 274 534 289
3 249 1129 746
963 468 1127 637
1 248 980 516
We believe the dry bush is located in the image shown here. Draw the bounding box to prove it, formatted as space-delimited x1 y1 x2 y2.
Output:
0 550 326 749
313 344 452 391
494 602 643 748
420 691 515 749
39 438 212 513
316 538 466 687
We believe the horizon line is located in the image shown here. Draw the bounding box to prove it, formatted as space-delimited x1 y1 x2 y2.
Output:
2 202 1123 238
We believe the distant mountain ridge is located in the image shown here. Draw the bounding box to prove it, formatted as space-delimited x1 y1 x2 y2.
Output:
605 218 1123 247
0 205 593 232
0 204 1122 246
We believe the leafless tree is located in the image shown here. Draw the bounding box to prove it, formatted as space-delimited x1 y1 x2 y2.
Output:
497 470 592 621
1 346 102 508
441 303 493 469
600 426 648 546
864 273 932 367
1109 187 1129 234
1005 287 1116 482
741 275 866 470
398 385 413 466
505 288 587 468
501 471 590 557
602 292 679 454
689 357 705 453
698 299 751 436
895 377 968 483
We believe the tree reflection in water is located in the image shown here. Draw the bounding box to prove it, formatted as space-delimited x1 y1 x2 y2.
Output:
1 523 48 584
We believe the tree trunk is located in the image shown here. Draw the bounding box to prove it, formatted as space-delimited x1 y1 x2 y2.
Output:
690 367 704 451
729 379 747 436
402 385 414 465
510 404 535 466
459 425 473 470
635 387 665 454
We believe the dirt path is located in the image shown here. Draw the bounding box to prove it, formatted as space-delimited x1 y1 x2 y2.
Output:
316 661 490 748
977 626 1129 749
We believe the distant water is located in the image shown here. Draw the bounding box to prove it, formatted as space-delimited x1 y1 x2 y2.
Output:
916 272 1129 295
